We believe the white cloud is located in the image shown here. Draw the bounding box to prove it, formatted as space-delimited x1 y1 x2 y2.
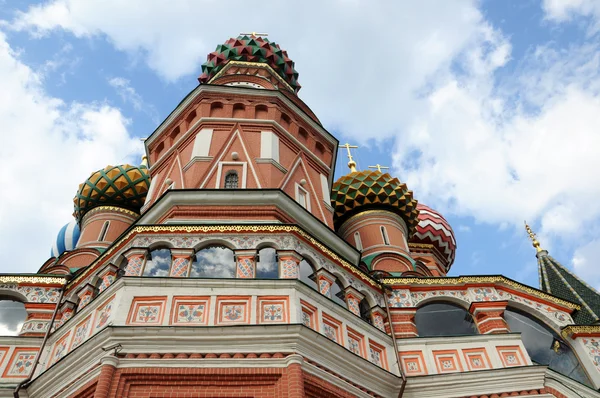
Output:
543 0 600 33
108 77 158 122
393 33 600 244
0 30 140 273
572 239 600 288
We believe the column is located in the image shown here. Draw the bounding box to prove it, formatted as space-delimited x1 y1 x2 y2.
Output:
315 268 336 298
122 248 147 276
235 249 257 278
97 263 119 293
94 355 118 398
388 308 418 338
278 251 302 279
344 286 365 316
76 283 96 312
56 300 76 329
169 248 195 277
369 306 387 332
469 301 510 334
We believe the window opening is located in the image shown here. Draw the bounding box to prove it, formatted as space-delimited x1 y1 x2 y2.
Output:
98 221 110 242
354 231 363 251
225 171 239 189
381 226 390 245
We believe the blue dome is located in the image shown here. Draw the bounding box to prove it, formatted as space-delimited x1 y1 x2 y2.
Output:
51 220 80 258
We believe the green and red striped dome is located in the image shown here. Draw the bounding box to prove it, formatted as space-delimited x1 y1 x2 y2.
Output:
199 35 301 93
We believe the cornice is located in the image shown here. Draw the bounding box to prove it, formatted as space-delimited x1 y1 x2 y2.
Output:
561 325 600 338
0 274 68 285
381 276 580 310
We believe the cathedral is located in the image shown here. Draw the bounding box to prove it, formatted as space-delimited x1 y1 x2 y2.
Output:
1 34 600 398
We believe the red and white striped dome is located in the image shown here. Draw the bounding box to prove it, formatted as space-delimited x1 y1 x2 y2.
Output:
410 203 456 269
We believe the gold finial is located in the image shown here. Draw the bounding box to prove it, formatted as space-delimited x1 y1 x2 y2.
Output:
368 164 389 173
141 155 148 167
240 32 268 37
339 143 358 172
525 221 544 253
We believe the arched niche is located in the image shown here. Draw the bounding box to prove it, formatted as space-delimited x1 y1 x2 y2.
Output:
256 247 278 279
299 259 318 290
359 298 372 325
191 246 236 278
143 247 172 277
504 307 591 386
0 294 27 336
330 277 346 308
415 301 478 337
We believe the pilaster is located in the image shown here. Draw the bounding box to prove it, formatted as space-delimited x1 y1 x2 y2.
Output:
235 249 257 278
469 301 510 334
123 248 147 276
169 248 195 277
278 250 302 279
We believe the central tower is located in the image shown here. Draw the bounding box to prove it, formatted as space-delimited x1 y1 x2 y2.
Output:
142 34 337 229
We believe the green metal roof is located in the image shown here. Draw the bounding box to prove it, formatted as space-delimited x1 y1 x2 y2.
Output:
538 251 600 325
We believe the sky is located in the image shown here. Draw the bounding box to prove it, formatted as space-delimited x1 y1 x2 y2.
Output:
1 0 600 307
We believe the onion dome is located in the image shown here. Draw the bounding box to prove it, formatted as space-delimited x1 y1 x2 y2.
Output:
410 203 456 268
51 220 80 258
73 164 151 221
199 35 301 93
331 170 419 233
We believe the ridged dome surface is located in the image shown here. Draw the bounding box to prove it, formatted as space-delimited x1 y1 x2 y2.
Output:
73 164 151 221
51 220 80 258
331 170 419 233
198 35 300 92
410 203 456 269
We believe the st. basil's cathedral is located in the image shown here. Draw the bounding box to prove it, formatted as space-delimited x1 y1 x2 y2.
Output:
1 34 600 398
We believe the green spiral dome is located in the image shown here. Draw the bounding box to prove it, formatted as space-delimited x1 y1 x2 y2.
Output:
73 164 151 221
331 170 419 233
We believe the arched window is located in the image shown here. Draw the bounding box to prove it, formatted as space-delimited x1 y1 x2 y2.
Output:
330 278 346 307
299 259 318 290
143 248 171 277
415 302 478 337
256 247 278 279
191 246 236 278
505 307 591 386
381 226 390 245
354 231 363 251
225 171 239 189
359 298 372 324
98 221 110 242
0 298 26 336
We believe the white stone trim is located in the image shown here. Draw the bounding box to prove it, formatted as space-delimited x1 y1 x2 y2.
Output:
190 128 213 158
26 325 400 398
255 158 287 173
260 130 280 163
403 366 548 398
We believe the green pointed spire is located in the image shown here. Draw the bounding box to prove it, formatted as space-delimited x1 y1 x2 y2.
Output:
527 223 600 324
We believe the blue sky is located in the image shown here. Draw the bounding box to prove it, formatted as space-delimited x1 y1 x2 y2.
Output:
1 0 600 291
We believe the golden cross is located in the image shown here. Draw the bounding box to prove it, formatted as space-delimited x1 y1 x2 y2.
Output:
368 164 389 173
524 221 544 253
240 32 269 37
338 143 358 172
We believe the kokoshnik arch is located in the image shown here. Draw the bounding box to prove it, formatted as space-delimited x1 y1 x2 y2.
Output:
1 34 600 398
